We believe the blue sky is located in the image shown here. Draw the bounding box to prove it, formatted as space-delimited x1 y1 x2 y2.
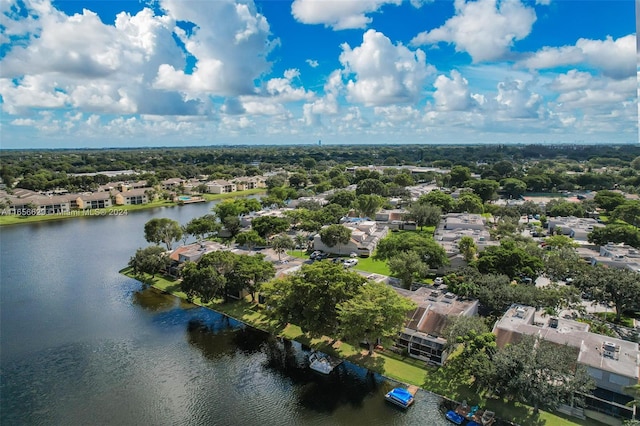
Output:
0 0 636 148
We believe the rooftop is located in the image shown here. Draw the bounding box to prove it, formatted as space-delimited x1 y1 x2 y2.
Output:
494 304 640 379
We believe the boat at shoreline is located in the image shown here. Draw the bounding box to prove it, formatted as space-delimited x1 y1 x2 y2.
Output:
445 409 465 424
384 386 416 409
308 352 343 375
451 401 496 426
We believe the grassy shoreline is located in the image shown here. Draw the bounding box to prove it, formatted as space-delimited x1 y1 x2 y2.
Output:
121 267 602 426
0 189 265 227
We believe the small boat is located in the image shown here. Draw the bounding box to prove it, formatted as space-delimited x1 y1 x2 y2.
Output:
445 409 465 425
308 352 342 375
481 410 496 425
384 387 415 409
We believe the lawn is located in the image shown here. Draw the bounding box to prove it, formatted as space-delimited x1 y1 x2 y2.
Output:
594 312 635 328
353 256 391 275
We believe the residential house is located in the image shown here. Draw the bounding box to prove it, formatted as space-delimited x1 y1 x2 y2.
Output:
3 190 73 215
161 178 184 191
589 242 640 272
395 287 479 365
313 220 388 257
76 192 112 209
493 304 639 420
434 213 497 271
548 216 604 242
114 188 151 205
232 176 266 191
205 180 236 194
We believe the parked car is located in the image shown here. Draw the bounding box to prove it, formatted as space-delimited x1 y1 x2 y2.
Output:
310 250 323 260
349 252 358 258
433 277 444 285
343 259 358 268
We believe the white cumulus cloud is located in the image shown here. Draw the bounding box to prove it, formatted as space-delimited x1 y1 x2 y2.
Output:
518 35 636 80
411 0 536 62
339 29 434 106
291 0 401 30
433 70 478 111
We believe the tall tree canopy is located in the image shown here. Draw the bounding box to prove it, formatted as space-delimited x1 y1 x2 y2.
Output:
476 240 544 280
319 224 352 251
260 262 366 337
406 203 441 230
144 218 183 250
128 245 169 278
419 190 456 213
181 251 274 303
572 266 640 321
486 336 594 413
375 232 448 269
337 281 416 354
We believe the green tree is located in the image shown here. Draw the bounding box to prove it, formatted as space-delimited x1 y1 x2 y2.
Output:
406 203 441 230
251 216 290 238
476 240 544 279
228 253 275 302
260 262 366 337
419 190 456 213
271 234 294 261
573 266 640 322
458 236 477 262
180 261 225 303
337 281 416 354
455 192 484 214
294 233 308 254
588 225 640 248
354 194 384 218
327 190 356 208
611 200 640 228
186 214 220 241
501 178 527 198
544 235 578 249
288 172 308 188
375 232 448 269
490 336 594 413
393 173 414 187
466 179 500 203
319 224 352 254
222 215 241 239
449 166 471 187
356 178 387 196
388 251 429 288
543 247 584 282
128 245 169 278
144 218 183 250
235 230 265 251
594 190 626 213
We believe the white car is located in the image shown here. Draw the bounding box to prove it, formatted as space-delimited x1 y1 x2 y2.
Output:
343 259 358 268
434 277 444 285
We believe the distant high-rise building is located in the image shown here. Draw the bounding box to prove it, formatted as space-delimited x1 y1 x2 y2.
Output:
318 140 322 146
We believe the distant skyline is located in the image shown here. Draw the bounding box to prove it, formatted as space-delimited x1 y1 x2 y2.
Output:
0 0 637 148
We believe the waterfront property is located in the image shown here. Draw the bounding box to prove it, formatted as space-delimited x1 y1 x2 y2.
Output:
114 188 151 205
493 304 639 421
394 287 479 366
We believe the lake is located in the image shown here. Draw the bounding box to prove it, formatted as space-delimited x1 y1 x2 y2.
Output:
0 202 451 425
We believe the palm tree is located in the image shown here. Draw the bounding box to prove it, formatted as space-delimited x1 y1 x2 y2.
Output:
294 233 307 256
625 383 640 407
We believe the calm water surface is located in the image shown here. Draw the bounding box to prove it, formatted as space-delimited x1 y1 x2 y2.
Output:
1 203 450 425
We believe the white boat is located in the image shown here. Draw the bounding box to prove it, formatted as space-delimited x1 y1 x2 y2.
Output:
308 352 342 375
